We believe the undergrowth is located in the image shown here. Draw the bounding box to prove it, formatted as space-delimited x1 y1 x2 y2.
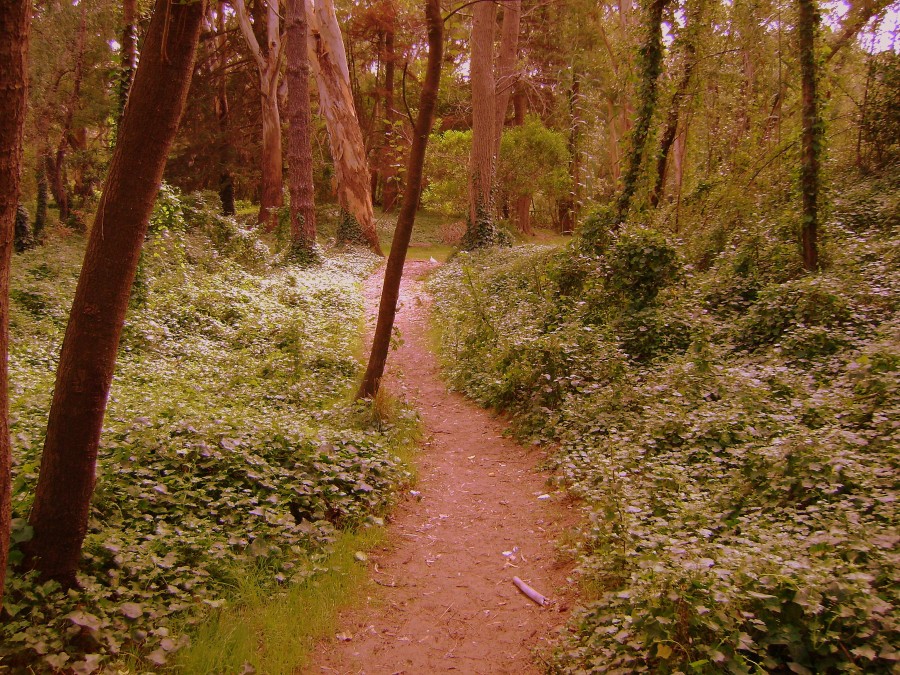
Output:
1 188 419 673
429 175 899 674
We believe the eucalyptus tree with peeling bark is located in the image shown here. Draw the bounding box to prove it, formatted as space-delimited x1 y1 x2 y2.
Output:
24 0 206 587
0 0 31 610
232 0 285 226
307 0 383 255
358 0 442 399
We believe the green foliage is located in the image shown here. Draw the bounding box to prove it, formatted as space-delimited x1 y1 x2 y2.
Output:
421 130 471 215
430 179 899 673
858 52 900 172
604 225 681 309
497 116 571 202
2 188 419 672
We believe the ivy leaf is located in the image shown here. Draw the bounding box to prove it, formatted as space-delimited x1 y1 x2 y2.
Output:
120 603 143 620
67 610 102 632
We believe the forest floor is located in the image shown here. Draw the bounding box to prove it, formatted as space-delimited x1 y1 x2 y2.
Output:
308 260 577 674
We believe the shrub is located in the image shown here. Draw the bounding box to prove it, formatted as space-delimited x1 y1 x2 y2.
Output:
605 226 681 309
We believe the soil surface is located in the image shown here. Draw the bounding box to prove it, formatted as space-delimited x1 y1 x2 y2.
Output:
308 260 576 675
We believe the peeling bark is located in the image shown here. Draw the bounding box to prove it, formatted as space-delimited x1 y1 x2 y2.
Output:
307 0 382 254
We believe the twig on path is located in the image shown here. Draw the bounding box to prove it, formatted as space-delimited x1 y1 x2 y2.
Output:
512 577 549 606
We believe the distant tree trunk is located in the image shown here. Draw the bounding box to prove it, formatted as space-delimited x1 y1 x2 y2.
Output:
512 86 532 234
34 161 48 240
119 0 138 119
307 0 383 254
799 0 820 271
233 0 284 226
616 0 670 224
650 1 701 208
493 0 521 161
380 9 400 212
558 71 581 234
24 0 205 587
214 1 235 216
53 1 88 226
0 0 31 612
358 0 442 399
464 0 497 247
285 0 317 255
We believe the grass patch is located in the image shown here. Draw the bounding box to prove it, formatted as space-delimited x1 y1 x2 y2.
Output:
174 527 384 675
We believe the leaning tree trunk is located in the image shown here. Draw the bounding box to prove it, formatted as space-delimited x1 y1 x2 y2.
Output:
615 0 671 224
233 0 284 226
0 0 31 612
463 0 497 248
799 0 820 271
285 0 317 256
307 0 383 255
358 0 442 399
24 0 205 587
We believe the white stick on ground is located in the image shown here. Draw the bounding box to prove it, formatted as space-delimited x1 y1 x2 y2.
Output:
512 576 549 606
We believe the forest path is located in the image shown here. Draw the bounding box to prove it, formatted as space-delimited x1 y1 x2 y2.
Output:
307 260 576 674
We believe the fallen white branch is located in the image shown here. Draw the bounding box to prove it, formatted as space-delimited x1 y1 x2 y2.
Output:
512 576 549 606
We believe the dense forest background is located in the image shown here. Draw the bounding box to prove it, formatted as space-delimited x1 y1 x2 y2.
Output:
0 0 898 671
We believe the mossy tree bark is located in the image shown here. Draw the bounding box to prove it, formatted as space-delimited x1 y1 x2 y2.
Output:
118 0 137 119
24 0 205 587
285 0 318 256
307 0 383 255
379 4 401 212
615 0 671 224
0 0 31 611
358 0 442 399
799 0 821 272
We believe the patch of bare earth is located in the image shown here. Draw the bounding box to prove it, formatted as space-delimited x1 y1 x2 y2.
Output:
308 260 577 675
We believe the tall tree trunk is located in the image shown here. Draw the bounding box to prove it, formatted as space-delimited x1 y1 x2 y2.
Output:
119 0 138 120
358 0 442 399
24 0 205 587
214 1 236 216
307 0 383 254
233 0 284 226
380 9 400 212
0 0 31 612
285 0 317 255
650 0 701 208
54 1 88 225
512 86 532 235
615 0 670 224
464 0 497 247
493 0 521 160
799 0 820 271
558 70 581 234
34 160 47 241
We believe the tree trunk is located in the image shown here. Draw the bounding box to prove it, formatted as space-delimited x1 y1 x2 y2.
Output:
380 10 400 212
307 0 383 255
512 86 531 234
650 1 701 208
799 0 820 271
285 0 317 255
615 0 670 224
24 0 205 587
358 0 442 399
233 0 284 226
0 0 31 612
214 1 236 216
34 160 47 240
558 71 581 234
493 0 521 160
464 0 497 246
119 0 138 120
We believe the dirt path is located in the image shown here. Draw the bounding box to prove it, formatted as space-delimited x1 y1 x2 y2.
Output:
308 260 576 675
